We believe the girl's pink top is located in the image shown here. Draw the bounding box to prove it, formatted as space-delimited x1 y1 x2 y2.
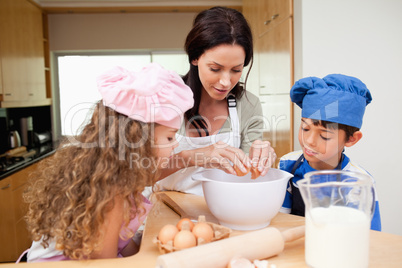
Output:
17 195 153 263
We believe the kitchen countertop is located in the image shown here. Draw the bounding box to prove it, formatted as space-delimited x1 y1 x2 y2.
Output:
0 149 55 181
1 191 402 267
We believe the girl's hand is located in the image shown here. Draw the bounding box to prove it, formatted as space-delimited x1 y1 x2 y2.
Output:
248 140 277 176
187 141 251 175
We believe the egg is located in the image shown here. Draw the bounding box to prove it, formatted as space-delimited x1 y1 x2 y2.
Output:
250 166 261 180
234 165 250 177
177 218 195 231
158 224 179 244
173 230 197 249
227 257 255 268
254 260 269 268
234 165 261 180
192 222 214 243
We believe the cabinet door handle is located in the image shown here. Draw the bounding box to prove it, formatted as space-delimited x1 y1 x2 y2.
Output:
29 93 34 96
271 14 279 20
5 93 12 96
265 14 279 25
1 184 11 190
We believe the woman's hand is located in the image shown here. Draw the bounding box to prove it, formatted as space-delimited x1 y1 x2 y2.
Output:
184 141 251 175
248 140 277 176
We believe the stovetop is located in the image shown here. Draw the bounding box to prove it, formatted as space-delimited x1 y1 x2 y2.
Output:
0 144 54 178
0 156 34 172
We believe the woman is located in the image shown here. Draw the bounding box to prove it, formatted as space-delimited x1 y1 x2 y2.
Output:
156 6 276 195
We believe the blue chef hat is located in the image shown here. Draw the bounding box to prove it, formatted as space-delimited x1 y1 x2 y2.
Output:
290 74 372 129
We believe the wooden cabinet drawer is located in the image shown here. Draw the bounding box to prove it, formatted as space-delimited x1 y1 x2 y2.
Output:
15 217 31 256
257 0 293 37
0 177 18 262
0 158 45 262
260 94 293 163
10 163 38 191
259 18 293 95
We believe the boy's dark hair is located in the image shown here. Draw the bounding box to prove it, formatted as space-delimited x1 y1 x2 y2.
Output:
311 119 360 141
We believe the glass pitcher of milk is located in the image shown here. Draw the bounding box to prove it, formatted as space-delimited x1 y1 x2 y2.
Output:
298 170 375 268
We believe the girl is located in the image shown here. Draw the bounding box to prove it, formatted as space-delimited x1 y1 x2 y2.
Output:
157 6 276 195
19 63 194 262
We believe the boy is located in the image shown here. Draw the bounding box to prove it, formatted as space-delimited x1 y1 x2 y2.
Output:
279 74 381 231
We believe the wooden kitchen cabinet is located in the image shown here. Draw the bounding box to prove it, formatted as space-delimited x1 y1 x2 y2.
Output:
257 0 292 37
243 0 294 160
260 94 292 164
0 177 18 262
0 0 51 108
42 12 52 99
258 17 293 95
0 160 42 262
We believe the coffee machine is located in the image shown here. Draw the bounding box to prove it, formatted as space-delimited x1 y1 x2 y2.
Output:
20 116 34 148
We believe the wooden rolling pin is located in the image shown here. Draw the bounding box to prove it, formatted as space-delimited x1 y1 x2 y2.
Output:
155 225 305 268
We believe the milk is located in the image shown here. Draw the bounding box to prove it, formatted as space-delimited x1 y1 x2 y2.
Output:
305 206 370 268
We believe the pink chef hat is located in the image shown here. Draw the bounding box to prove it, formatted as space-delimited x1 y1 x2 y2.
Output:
97 63 194 129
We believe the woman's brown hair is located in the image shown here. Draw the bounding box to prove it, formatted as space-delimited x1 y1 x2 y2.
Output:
183 6 254 136
24 101 157 259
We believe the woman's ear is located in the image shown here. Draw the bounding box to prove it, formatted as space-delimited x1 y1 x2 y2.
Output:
345 131 363 147
191 59 198 66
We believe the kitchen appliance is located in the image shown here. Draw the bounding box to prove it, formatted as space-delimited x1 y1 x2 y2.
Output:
9 130 21 148
20 116 34 148
0 146 35 172
36 131 51 145
34 131 53 155
0 117 8 154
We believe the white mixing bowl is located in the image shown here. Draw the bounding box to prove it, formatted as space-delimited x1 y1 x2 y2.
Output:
192 168 293 230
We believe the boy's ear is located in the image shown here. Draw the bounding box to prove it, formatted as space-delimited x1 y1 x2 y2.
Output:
345 131 363 147
191 59 198 66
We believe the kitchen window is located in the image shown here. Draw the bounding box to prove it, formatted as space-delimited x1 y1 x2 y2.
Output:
54 51 189 138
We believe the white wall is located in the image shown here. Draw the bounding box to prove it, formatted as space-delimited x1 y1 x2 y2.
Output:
48 12 196 51
294 0 402 235
47 12 196 139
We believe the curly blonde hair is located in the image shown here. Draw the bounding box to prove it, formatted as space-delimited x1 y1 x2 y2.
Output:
24 101 158 260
